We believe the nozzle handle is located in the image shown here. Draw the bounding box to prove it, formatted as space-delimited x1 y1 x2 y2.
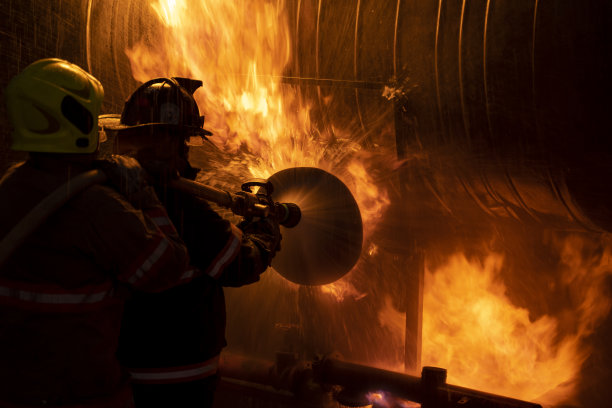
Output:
169 177 301 227
275 202 301 227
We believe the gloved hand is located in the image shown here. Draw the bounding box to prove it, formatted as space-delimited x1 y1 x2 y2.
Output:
95 155 160 209
238 217 282 266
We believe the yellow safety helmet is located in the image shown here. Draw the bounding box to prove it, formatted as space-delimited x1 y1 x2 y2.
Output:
5 58 104 153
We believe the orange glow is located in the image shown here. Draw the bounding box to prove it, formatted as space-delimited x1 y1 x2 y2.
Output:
422 253 581 405
346 158 391 237
320 279 367 303
377 235 612 406
122 3 612 407
125 0 391 244
366 391 420 408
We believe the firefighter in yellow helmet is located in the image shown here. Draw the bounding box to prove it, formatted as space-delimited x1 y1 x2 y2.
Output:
0 59 202 407
5 58 104 154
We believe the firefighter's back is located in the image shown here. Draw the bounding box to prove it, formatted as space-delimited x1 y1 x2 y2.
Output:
0 160 132 406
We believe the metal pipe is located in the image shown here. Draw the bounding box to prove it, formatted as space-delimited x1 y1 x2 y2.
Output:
314 357 543 408
217 353 543 408
218 353 277 386
169 177 234 209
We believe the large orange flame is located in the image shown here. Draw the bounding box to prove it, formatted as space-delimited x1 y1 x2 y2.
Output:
125 0 394 307
122 3 612 407
422 253 581 405
378 234 612 406
125 0 390 235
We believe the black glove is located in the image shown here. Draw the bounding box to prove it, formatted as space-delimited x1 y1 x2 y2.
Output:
95 155 160 209
238 217 282 266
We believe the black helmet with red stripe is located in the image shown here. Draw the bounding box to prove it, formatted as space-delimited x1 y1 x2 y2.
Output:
114 77 212 138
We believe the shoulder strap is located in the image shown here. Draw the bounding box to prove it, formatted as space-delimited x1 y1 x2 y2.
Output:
0 169 107 267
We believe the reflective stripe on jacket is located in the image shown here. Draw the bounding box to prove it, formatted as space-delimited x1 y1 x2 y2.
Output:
205 223 243 279
0 160 192 406
0 279 116 312
117 188 269 396
128 355 220 384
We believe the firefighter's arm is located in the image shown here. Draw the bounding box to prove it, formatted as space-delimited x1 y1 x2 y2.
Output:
179 194 278 287
217 225 269 287
219 217 281 287
87 184 196 293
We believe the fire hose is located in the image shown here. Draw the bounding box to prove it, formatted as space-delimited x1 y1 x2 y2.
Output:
0 169 107 267
168 177 301 227
0 170 301 268
0 166 363 285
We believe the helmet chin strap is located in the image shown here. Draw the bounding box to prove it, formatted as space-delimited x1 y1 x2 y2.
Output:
177 158 200 180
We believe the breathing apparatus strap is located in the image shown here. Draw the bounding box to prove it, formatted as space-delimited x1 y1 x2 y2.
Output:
0 169 107 267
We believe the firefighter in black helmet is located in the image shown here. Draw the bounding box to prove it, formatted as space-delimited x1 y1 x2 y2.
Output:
109 77 212 182
103 77 281 408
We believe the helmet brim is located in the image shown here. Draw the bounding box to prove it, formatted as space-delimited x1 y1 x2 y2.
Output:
98 114 213 137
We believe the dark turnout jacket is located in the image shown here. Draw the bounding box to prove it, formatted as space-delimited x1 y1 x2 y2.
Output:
0 159 193 407
117 185 269 406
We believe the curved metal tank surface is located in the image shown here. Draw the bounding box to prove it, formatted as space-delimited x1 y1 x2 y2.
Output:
1 1 610 231
390 0 611 233
281 0 612 233
84 0 611 232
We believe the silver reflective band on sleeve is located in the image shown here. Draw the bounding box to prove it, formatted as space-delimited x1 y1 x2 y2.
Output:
180 268 197 281
207 234 240 279
127 238 169 284
129 357 219 383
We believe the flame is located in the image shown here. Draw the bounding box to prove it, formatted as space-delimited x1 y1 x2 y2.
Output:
422 253 582 405
366 391 420 408
125 0 391 240
378 296 407 346
123 3 612 405
377 234 612 406
346 158 391 237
